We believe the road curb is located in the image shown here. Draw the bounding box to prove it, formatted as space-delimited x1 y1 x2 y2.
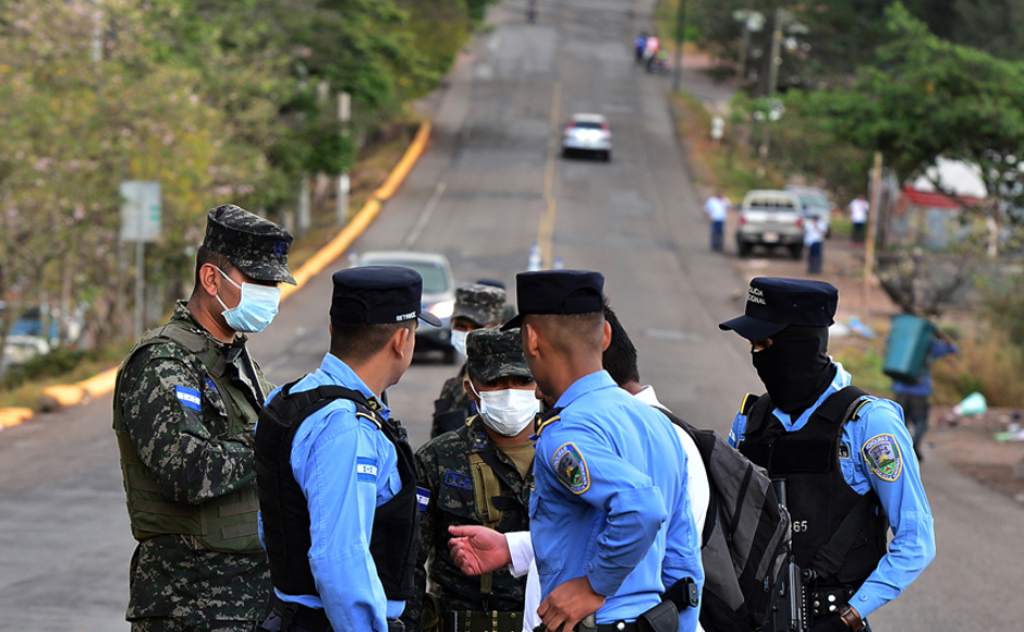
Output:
0 120 432 429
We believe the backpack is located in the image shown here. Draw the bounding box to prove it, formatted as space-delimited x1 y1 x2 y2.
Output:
659 408 791 632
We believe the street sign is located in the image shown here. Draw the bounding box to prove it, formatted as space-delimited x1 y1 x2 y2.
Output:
120 180 161 242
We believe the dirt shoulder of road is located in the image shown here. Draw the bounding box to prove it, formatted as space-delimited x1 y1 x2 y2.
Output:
668 70 1024 505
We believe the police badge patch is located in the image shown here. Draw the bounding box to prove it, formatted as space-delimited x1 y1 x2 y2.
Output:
552 442 590 494
863 433 903 482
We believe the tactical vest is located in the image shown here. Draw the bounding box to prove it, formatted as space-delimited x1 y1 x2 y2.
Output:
112 320 266 553
255 381 419 600
737 387 888 587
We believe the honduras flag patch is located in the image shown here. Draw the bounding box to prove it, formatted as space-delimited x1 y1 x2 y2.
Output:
416 486 431 512
174 386 202 412
356 457 379 482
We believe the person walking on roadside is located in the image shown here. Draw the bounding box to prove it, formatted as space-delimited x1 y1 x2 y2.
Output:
805 213 826 275
113 204 294 631
704 190 729 253
634 32 648 63
848 195 869 243
255 266 441 631
891 330 958 460
644 34 661 72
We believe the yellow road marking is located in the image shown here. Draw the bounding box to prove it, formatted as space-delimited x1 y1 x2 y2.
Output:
537 80 561 268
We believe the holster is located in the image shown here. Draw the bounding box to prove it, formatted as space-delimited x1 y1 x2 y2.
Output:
637 600 679 632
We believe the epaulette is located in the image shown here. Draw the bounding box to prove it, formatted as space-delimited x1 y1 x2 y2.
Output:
739 393 760 416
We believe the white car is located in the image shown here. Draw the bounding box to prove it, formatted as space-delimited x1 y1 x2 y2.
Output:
562 113 612 161
355 251 458 363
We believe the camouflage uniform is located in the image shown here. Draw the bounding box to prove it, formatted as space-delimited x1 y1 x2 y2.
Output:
431 285 507 439
410 329 534 632
114 205 293 631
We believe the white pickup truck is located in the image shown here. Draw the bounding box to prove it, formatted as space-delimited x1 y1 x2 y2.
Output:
736 190 806 259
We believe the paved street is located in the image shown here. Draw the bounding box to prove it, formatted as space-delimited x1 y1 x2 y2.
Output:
0 1 1020 629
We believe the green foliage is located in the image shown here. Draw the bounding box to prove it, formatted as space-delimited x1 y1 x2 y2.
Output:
1 348 90 390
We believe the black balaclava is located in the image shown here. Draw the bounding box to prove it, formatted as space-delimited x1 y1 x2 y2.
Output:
751 325 836 416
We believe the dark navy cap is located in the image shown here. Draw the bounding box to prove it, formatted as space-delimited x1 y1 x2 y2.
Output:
719 277 838 341
331 266 443 327
502 270 605 330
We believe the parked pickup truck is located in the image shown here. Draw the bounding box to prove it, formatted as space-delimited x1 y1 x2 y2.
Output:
736 189 805 259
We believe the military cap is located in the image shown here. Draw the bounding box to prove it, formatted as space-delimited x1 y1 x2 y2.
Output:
202 204 295 284
719 277 838 341
331 266 442 327
466 327 532 383
502 270 605 330
453 283 507 327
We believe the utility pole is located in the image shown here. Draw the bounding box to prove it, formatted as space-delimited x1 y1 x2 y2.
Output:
863 151 884 307
337 91 351 225
759 7 784 159
671 0 687 92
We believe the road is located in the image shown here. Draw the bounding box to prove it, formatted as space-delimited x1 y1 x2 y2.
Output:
0 1 1020 629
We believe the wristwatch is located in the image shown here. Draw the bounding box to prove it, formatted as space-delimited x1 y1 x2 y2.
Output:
839 605 866 631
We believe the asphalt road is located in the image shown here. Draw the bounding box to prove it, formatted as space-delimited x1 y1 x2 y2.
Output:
0 1 1020 629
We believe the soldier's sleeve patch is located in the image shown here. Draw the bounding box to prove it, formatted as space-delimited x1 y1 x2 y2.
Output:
356 457 378 482
442 470 473 491
862 433 902 482
552 442 590 495
174 386 202 412
416 486 431 512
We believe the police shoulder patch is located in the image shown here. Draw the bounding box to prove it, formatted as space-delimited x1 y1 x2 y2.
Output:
552 442 590 495
862 433 903 482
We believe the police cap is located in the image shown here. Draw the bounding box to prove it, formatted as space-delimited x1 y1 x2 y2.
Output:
502 270 605 330
330 266 443 328
453 283 506 327
719 277 838 341
202 204 295 284
466 327 532 383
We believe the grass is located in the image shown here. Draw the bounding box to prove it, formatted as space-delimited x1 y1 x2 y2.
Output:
0 342 132 410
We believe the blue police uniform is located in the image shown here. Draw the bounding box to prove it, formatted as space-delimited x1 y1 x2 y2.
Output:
505 269 703 631
719 277 936 628
255 266 441 632
728 363 936 619
263 354 404 630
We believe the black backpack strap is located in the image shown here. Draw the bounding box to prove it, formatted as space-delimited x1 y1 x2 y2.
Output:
266 381 382 429
809 385 869 429
742 392 774 438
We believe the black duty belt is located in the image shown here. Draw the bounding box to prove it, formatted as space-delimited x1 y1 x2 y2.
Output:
444 609 523 632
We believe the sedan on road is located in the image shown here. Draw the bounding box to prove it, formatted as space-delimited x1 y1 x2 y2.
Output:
355 251 457 363
562 113 612 161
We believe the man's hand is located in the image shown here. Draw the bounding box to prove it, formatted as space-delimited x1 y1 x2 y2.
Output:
537 576 605 632
447 525 512 575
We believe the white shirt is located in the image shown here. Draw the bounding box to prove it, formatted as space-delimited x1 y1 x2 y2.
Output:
704 195 728 222
804 216 826 246
849 198 869 224
512 386 710 632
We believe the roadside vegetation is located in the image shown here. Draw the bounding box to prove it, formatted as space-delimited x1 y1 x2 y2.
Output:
660 1 1024 408
0 0 496 404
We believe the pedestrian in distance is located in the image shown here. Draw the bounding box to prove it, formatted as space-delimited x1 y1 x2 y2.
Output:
704 190 729 253
112 204 295 631
254 266 442 631
721 277 936 632
891 328 958 461
644 34 661 73
804 214 826 275
634 32 648 64
432 283 508 438
848 196 869 243
406 327 538 632
448 304 708 632
500 270 701 632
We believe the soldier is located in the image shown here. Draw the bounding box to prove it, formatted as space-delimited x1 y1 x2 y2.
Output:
432 284 507 438
113 204 294 631
408 328 538 632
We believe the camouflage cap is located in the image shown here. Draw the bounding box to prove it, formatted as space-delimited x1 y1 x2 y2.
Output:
453 283 506 327
202 204 295 284
466 327 532 383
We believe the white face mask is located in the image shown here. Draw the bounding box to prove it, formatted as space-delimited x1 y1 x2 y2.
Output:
471 384 540 436
451 329 468 357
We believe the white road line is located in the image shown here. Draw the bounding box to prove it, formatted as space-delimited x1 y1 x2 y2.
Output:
403 181 448 248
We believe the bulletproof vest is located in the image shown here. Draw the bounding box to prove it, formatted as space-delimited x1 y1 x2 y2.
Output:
737 386 888 586
255 381 419 600
112 319 266 553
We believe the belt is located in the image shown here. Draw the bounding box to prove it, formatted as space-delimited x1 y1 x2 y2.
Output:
533 623 640 632
443 609 523 632
261 595 405 632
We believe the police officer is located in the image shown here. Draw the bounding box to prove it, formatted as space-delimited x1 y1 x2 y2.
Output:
255 266 441 631
113 204 294 631
408 328 538 632
432 284 507 438
506 270 700 632
721 278 936 631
